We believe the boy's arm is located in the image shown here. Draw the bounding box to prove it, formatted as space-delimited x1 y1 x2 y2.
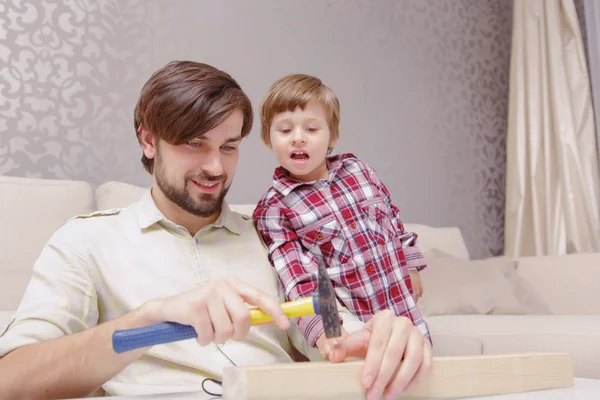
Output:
367 165 427 271
253 204 342 348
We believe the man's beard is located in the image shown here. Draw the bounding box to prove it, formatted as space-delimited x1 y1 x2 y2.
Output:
154 150 230 218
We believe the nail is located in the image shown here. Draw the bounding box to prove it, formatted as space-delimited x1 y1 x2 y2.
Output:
363 374 374 389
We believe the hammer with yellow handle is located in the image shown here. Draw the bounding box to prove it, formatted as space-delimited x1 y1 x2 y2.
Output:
112 261 341 353
248 295 318 324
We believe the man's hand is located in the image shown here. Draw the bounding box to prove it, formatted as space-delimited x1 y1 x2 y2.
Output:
143 277 290 345
315 326 349 360
328 310 432 400
409 269 423 302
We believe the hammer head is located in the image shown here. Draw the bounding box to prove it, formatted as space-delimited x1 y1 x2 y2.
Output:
316 260 342 338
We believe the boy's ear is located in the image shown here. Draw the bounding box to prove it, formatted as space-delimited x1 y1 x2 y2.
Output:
138 125 158 160
264 135 273 150
328 136 338 151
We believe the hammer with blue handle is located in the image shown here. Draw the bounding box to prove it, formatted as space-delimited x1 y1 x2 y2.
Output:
112 260 341 353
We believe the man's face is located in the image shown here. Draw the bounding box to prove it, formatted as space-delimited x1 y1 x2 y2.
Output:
152 111 243 218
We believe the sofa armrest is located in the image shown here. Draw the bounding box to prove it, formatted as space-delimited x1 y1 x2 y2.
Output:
516 252 600 315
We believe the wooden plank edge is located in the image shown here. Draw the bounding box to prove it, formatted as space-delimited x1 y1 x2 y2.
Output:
222 352 574 399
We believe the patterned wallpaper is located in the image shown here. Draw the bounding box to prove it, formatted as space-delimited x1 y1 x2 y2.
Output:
1 0 521 258
0 0 188 184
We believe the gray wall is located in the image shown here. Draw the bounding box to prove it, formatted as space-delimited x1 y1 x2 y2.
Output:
0 0 514 259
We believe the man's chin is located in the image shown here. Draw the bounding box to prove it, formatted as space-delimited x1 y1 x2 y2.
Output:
189 194 224 216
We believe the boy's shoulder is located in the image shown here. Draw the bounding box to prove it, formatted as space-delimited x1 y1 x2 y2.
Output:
334 152 371 172
255 185 285 209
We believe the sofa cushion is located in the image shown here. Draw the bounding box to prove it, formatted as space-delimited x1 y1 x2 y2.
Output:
426 315 600 379
496 259 551 314
404 223 470 260
417 251 526 317
96 181 147 210
516 253 600 315
428 335 482 357
0 311 12 333
0 176 94 310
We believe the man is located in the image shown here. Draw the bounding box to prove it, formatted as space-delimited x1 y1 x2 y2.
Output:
0 61 431 400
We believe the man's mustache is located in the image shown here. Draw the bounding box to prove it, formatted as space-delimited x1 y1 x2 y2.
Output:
187 173 227 182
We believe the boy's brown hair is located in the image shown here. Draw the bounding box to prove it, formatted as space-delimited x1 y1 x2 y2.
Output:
134 60 253 174
259 74 340 149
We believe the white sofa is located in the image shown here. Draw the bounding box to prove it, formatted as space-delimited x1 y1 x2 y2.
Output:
2 176 600 380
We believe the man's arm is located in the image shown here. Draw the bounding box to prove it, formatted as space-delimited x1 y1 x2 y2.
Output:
0 278 290 400
0 304 156 399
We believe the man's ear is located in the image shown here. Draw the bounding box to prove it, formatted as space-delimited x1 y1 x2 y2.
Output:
138 125 157 160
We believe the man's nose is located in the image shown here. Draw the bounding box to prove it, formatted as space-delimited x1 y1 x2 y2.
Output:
200 152 224 176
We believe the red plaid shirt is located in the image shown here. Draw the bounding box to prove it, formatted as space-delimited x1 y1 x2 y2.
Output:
253 153 430 347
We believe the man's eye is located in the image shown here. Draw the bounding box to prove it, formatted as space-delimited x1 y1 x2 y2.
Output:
188 141 202 148
222 145 237 152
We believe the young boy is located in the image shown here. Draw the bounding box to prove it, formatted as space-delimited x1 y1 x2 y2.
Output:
252 74 430 358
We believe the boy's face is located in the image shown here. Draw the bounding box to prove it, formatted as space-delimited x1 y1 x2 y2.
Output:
269 101 335 182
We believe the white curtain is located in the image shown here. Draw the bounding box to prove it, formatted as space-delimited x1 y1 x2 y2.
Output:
505 0 600 257
584 0 600 185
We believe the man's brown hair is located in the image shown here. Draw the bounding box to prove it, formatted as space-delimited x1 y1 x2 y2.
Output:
134 61 253 173
259 74 340 149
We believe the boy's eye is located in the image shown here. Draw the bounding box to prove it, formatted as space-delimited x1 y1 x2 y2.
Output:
222 145 237 152
306 127 317 132
280 128 291 134
187 141 202 148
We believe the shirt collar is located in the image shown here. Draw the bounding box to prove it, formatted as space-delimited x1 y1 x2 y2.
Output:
271 154 346 197
136 189 241 235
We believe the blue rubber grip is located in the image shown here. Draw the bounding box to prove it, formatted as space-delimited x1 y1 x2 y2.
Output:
112 322 197 353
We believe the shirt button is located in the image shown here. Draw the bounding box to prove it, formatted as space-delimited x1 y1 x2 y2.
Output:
350 222 357 229
368 265 376 273
316 233 323 240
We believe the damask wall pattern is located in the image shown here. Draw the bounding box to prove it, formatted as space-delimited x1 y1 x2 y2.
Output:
1 0 519 258
0 0 187 184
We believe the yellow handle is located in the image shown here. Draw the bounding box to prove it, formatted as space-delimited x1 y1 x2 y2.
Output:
250 296 316 325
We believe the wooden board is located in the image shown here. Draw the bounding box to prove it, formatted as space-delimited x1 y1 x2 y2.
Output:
222 353 574 399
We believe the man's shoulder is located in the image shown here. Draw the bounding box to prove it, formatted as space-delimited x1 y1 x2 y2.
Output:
68 205 136 223
44 207 132 249
65 205 137 232
70 208 122 220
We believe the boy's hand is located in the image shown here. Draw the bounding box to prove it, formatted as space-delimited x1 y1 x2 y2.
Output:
409 269 423 302
316 326 349 360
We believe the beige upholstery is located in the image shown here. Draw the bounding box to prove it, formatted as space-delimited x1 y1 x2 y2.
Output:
0 176 93 311
2 176 600 379
427 315 600 379
95 181 147 210
403 223 470 260
516 253 600 315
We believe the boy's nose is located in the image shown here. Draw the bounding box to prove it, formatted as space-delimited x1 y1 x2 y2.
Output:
291 131 306 145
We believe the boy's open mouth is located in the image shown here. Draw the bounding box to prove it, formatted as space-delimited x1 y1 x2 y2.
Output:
290 151 309 160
